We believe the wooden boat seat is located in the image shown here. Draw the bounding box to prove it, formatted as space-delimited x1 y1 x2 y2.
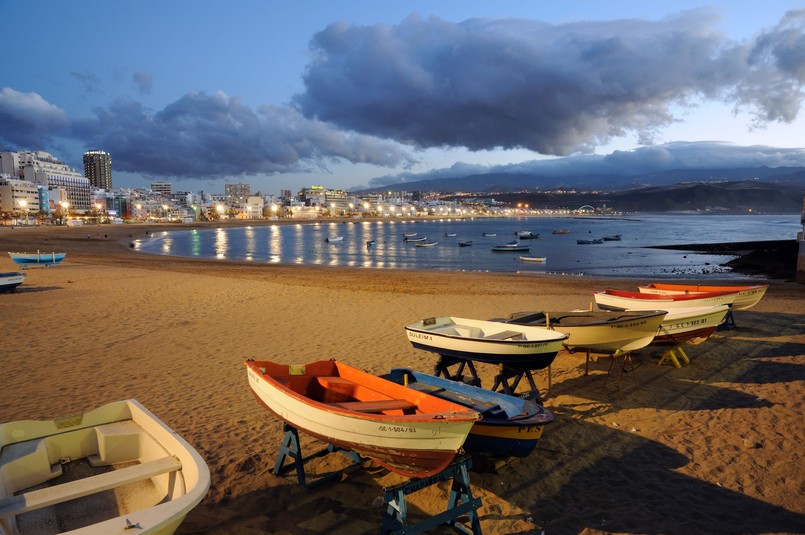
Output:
0 455 182 519
483 330 524 340
329 399 417 413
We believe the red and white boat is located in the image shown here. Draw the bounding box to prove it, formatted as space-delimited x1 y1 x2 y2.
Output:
653 305 731 345
637 283 768 310
246 359 479 478
594 288 737 311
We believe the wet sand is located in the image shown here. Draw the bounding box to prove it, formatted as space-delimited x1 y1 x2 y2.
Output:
1 223 803 534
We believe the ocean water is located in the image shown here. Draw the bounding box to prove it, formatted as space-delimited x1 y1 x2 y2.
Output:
134 214 800 279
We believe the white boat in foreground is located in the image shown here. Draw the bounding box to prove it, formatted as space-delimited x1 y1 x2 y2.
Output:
0 399 210 535
0 272 26 292
501 309 668 354
637 283 767 310
405 316 568 369
324 236 343 242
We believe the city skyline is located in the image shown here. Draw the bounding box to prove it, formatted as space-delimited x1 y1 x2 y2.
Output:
1 1 804 194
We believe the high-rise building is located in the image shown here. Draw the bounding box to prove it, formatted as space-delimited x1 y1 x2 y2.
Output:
83 150 113 190
151 182 173 196
225 183 250 201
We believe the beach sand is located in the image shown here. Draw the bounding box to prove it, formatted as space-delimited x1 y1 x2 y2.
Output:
1 223 803 534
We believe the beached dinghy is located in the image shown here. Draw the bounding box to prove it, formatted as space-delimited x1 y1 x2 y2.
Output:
0 272 26 292
652 305 731 346
384 368 555 458
637 283 767 310
246 359 479 478
0 399 210 535
405 316 568 369
594 288 737 311
500 309 667 354
8 252 66 268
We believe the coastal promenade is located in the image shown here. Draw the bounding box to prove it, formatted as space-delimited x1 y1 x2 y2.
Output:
1 222 803 534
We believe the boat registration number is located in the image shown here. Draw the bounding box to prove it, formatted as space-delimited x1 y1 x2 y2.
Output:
378 425 416 434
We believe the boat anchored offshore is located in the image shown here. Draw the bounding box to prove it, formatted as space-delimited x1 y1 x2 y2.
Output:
246 359 479 478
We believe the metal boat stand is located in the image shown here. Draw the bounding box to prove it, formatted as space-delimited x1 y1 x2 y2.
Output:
718 310 736 330
433 355 482 387
272 423 361 488
657 345 690 368
602 351 637 392
381 455 483 535
489 365 544 404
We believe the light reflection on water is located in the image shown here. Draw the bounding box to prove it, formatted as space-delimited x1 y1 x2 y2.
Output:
134 214 799 279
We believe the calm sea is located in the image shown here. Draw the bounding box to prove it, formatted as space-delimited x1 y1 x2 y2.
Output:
134 214 800 279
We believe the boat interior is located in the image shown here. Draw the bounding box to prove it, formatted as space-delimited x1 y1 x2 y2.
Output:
0 420 183 534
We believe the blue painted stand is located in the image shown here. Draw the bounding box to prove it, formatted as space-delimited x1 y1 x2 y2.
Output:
273 423 361 488
381 455 483 535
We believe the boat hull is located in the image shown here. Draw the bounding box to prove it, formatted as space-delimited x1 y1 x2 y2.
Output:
385 369 555 458
491 245 531 252
246 360 479 478
0 400 210 535
0 272 25 292
405 316 568 369
637 283 767 310
503 310 667 354
652 305 730 345
594 288 736 311
8 252 66 267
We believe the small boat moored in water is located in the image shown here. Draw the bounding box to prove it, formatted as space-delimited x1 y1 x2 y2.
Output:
576 238 604 245
384 368 556 458
0 399 210 535
458 241 473 247
8 251 66 268
637 283 768 310
404 236 427 243
482 233 497 237
594 288 737 311
415 240 438 247
491 241 531 252
324 236 343 243
518 256 546 263
246 359 479 478
0 272 26 292
603 235 622 241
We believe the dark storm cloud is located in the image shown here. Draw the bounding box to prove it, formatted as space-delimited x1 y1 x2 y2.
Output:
70 91 416 177
365 142 805 188
295 9 805 155
0 87 69 147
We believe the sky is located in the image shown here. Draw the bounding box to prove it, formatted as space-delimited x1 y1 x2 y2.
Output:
1 1 804 194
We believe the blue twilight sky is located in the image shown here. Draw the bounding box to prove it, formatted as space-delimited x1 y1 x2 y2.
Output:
1 1 804 194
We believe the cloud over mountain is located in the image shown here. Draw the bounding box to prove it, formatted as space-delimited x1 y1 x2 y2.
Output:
295 9 805 155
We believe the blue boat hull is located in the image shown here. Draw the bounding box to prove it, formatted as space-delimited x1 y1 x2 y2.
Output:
385 368 555 458
8 252 66 267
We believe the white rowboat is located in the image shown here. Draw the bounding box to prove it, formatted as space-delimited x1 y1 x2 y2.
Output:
0 400 210 535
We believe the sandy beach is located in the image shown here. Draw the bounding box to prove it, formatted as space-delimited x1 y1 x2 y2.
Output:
1 222 803 535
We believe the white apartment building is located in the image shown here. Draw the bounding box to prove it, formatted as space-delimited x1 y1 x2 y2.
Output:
0 151 91 211
0 177 40 217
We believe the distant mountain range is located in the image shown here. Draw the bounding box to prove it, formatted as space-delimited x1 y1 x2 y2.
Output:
354 166 805 213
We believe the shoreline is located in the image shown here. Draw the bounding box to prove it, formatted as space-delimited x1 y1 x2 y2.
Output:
1 223 803 534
